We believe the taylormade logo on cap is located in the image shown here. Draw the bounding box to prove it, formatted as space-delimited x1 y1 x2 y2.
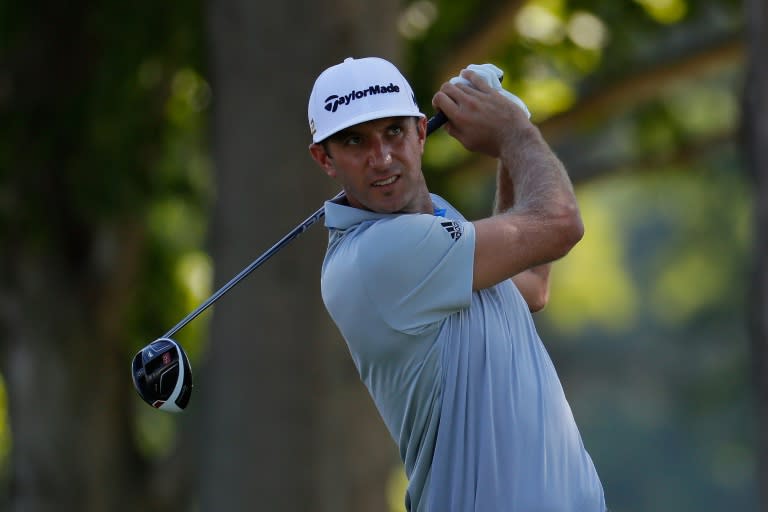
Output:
308 57 425 143
323 83 401 113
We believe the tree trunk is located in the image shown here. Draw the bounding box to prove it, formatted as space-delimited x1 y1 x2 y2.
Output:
744 0 768 509
1 229 145 512
0 9 140 512
200 1 401 510
0 2 200 510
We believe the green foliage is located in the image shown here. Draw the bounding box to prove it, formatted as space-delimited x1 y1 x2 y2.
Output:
539 163 754 512
0 0 754 509
0 0 211 475
547 184 639 332
549 159 750 331
399 0 752 510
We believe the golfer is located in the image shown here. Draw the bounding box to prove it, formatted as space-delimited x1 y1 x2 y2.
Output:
307 57 606 512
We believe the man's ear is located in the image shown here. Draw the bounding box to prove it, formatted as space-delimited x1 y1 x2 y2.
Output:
309 143 336 178
416 116 427 152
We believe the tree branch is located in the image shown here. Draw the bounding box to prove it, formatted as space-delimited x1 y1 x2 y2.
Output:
429 36 744 185
540 37 744 145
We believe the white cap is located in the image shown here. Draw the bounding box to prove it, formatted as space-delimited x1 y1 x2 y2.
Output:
308 57 425 143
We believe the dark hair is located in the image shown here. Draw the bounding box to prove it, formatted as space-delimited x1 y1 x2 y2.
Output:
321 140 332 158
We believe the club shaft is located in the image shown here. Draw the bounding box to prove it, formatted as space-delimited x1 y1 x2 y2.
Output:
162 112 448 339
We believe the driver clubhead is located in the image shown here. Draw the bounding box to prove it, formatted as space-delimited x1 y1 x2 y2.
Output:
131 337 192 412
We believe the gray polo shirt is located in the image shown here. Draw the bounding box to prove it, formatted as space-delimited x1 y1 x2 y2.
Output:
321 193 605 512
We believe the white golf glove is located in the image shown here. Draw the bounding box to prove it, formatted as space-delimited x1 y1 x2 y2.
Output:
449 63 531 119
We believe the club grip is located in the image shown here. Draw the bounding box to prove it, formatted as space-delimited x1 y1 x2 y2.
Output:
426 70 503 136
426 111 448 136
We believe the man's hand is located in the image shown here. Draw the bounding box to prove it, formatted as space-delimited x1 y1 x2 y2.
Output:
434 66 582 292
432 68 533 158
448 64 531 119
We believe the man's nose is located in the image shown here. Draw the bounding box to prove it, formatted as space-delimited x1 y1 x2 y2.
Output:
367 139 393 168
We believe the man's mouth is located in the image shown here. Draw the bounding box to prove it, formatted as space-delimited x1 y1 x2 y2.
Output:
372 175 398 187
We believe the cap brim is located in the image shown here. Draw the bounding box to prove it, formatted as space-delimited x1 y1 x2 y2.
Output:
313 109 426 143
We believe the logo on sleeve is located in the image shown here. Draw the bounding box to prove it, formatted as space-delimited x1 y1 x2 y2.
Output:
440 220 462 241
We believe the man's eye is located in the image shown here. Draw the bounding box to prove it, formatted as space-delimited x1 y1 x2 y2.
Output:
388 126 403 136
343 136 362 146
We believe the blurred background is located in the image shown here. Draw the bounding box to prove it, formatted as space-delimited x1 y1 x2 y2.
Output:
1 0 765 511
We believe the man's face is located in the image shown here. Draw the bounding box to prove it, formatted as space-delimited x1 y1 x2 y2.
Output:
309 116 429 214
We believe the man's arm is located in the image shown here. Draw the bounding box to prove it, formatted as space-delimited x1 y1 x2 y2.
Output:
511 265 550 312
432 69 583 292
494 161 553 312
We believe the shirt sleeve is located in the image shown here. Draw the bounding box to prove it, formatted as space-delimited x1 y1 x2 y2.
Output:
357 213 475 334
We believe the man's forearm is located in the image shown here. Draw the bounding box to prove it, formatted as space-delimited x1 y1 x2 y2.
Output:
495 124 576 217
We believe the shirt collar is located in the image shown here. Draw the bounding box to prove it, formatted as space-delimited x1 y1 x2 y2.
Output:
324 193 447 230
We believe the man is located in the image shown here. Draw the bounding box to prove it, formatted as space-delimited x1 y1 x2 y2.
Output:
307 57 606 512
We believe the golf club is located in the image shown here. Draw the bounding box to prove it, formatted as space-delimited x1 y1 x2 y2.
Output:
132 337 192 412
131 67 506 412
130 111 450 412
